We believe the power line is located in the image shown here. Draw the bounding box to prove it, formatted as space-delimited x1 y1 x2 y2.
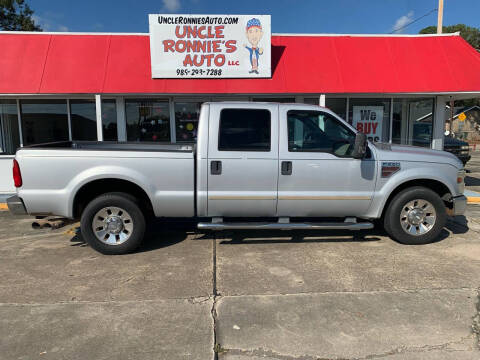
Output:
390 8 438 34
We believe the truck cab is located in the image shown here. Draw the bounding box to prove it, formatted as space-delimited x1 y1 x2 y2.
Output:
196 102 376 219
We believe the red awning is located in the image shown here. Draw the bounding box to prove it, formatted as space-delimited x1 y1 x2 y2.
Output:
1 32 480 94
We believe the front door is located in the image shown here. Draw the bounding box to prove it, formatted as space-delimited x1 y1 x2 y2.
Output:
277 106 376 217
207 104 279 217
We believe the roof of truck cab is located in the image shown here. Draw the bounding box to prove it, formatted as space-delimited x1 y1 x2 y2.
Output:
1 31 480 95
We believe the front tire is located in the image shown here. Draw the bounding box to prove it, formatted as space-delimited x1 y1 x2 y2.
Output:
80 192 146 255
384 186 446 245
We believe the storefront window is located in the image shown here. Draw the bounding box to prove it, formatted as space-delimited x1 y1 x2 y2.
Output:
326 98 347 120
392 98 434 148
102 99 117 141
20 100 69 146
70 99 97 141
0 100 20 155
304 98 319 105
125 99 170 142
175 102 201 142
349 98 391 143
252 97 295 103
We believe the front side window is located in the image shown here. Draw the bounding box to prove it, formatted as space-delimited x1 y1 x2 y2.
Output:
287 110 356 157
219 109 271 151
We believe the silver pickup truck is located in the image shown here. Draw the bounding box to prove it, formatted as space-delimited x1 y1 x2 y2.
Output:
8 102 467 254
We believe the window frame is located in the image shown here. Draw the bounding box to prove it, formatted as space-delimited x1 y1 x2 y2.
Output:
217 108 272 152
286 109 357 158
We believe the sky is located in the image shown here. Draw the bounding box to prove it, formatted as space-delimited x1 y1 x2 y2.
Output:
28 0 480 34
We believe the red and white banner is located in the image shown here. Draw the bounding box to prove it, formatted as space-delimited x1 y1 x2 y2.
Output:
149 14 271 78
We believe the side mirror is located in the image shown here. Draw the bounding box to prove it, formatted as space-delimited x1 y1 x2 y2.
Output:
352 132 367 159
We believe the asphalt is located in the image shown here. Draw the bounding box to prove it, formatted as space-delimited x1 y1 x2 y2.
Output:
0 154 480 359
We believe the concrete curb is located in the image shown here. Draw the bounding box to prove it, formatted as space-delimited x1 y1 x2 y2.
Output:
465 190 480 204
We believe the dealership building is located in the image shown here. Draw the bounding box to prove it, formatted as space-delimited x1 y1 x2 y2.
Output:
1 25 480 193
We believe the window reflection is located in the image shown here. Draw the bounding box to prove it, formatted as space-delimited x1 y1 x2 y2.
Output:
0 100 20 154
102 99 117 141
325 98 347 120
392 98 434 148
70 99 97 141
20 100 69 146
175 102 201 142
125 99 170 142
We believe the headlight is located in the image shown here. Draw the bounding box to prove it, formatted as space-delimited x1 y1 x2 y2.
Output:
457 170 465 194
461 145 469 150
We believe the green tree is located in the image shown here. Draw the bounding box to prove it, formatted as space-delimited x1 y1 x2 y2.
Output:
0 0 42 31
419 24 480 50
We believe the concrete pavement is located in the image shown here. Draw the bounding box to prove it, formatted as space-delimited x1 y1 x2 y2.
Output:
1 210 480 359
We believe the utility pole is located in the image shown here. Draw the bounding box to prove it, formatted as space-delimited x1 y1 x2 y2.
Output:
437 0 444 34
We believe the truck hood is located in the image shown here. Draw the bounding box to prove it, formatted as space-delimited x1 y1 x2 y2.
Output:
372 142 463 169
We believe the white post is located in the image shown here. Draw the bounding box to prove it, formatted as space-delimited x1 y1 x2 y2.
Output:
95 95 103 141
389 98 394 143
169 98 176 143
432 96 446 150
319 94 326 107
116 97 126 141
16 99 23 147
437 0 444 34
66 99 72 141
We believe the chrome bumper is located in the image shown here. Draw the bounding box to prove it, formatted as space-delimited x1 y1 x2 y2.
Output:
448 195 467 216
7 195 27 215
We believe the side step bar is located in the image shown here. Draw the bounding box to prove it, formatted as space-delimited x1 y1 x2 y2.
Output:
197 220 373 231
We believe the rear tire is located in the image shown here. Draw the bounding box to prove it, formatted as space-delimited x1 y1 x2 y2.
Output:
384 186 446 245
80 192 146 255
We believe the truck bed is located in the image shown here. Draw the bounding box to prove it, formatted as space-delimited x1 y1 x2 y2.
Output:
15 141 196 218
24 141 195 153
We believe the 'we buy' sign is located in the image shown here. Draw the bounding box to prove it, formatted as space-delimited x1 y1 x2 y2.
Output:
352 106 383 142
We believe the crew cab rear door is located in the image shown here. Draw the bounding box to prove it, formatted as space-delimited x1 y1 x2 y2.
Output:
277 105 376 217
207 103 279 217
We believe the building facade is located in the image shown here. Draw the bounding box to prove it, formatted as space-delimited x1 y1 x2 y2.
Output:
1 31 480 193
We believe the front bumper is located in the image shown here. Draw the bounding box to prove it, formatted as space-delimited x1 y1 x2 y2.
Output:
7 196 27 215
447 195 467 216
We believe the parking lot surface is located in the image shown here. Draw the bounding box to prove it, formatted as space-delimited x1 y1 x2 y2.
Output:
1 155 480 359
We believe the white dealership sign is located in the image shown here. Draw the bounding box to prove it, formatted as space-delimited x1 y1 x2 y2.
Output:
149 14 271 78
352 106 383 142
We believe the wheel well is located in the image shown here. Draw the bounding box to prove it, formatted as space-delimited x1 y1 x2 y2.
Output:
73 179 154 218
381 179 452 219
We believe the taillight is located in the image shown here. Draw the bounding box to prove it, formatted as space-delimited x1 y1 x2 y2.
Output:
13 160 22 187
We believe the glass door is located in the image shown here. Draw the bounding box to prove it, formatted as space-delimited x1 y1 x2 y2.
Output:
392 98 434 148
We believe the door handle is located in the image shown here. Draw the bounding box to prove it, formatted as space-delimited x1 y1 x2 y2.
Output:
210 160 222 175
281 161 292 175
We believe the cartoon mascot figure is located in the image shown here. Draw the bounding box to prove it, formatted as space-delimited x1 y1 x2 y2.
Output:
244 18 264 74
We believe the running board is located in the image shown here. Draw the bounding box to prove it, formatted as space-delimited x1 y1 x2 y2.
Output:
197 220 373 231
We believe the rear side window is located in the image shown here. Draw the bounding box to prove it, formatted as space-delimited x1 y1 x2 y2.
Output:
218 109 271 151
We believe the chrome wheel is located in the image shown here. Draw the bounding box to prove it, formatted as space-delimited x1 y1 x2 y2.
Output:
92 207 134 245
400 199 436 236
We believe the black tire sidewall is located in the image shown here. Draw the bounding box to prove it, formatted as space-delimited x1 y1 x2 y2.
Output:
384 186 446 245
80 192 146 255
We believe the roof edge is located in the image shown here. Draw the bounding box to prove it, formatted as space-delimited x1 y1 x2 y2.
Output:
0 30 461 37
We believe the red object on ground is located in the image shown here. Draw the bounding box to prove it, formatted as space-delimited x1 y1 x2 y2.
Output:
1 32 480 94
